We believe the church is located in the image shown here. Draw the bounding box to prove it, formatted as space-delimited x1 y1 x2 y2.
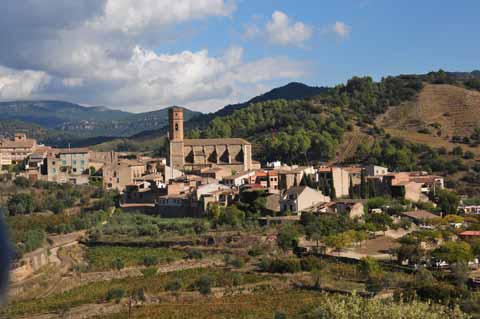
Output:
168 107 255 173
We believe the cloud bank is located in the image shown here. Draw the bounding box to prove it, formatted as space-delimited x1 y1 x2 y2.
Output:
0 1 307 112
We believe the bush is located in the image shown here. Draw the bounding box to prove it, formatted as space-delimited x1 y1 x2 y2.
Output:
464 151 475 159
300 256 323 272
247 245 265 257
14 176 31 188
143 256 159 266
7 193 35 215
165 279 182 292
259 258 301 273
185 249 204 260
229 257 246 268
111 257 124 270
106 288 125 302
196 275 214 295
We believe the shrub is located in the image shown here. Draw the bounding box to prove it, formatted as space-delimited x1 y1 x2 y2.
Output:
14 176 31 188
111 257 125 270
143 256 159 266
165 279 182 292
229 257 246 268
300 256 323 272
259 258 301 273
106 288 125 302
186 249 204 260
196 275 214 295
248 245 265 257
7 193 35 215
231 273 244 286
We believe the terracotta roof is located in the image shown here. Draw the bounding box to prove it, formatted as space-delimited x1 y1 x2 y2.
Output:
460 231 480 236
183 138 250 146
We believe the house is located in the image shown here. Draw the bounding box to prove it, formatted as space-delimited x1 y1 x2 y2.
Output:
45 148 91 185
459 205 480 215
316 166 352 198
154 193 203 217
363 164 388 177
277 168 305 191
250 170 279 192
0 133 38 166
335 200 365 220
280 186 331 214
200 188 238 210
223 171 255 187
103 160 146 192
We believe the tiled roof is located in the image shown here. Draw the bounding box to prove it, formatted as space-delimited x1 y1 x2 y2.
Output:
184 138 250 146
460 231 480 236
0 139 36 148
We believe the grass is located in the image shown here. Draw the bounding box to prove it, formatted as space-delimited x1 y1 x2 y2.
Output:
85 246 186 271
2 268 271 318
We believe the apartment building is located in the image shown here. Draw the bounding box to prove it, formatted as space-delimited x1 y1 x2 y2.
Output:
0 133 37 166
45 148 90 184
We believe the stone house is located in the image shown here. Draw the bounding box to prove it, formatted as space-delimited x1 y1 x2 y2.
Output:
103 160 146 192
280 186 331 214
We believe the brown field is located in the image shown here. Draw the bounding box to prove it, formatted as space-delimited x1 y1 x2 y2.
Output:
377 84 480 155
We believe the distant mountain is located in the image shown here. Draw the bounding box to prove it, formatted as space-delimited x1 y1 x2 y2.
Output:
0 101 201 137
215 82 330 116
0 101 131 127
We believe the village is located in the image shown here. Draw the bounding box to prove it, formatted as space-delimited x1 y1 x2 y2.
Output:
2 108 479 267
2 108 480 318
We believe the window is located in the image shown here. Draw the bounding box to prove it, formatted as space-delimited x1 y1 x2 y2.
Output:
73 160 77 165
175 123 179 131
62 160 67 165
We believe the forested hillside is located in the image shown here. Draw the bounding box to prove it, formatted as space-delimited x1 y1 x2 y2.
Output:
189 74 423 163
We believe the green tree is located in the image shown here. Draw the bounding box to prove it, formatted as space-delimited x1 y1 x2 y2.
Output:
432 241 473 264
277 225 300 251
196 275 214 295
436 189 459 214
7 193 35 215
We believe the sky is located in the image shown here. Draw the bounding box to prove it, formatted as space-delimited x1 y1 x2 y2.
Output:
0 0 478 113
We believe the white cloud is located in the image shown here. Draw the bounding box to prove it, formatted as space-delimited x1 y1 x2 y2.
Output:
332 21 352 39
89 0 236 33
100 45 307 112
0 67 50 100
266 11 313 46
0 1 308 112
62 78 84 87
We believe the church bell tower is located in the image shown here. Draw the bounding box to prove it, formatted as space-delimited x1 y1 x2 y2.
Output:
168 107 185 170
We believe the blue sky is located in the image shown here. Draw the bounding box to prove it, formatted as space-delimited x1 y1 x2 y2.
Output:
0 0 478 112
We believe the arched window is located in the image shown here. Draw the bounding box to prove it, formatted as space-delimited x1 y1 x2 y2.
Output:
175 123 179 131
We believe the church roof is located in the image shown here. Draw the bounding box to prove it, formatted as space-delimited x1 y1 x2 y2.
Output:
183 138 251 146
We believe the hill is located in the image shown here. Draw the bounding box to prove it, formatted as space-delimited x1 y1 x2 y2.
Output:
0 101 201 138
215 82 329 116
377 84 480 155
0 101 130 127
